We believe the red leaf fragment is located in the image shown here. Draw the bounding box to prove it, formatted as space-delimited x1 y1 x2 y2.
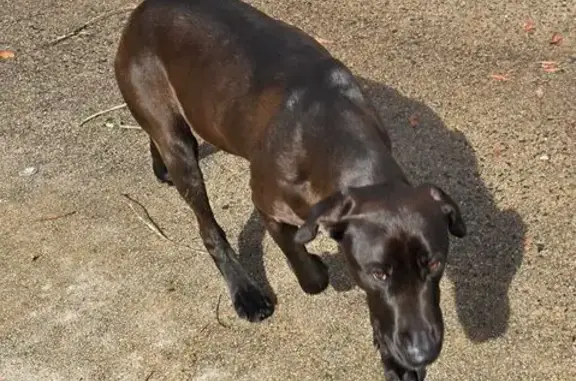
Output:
408 114 419 128
493 143 503 158
490 73 510 81
540 61 560 73
0 49 15 59
550 32 563 45
523 18 536 33
523 236 533 251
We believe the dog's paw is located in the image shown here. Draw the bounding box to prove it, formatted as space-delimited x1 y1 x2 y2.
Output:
383 370 402 381
155 172 174 186
402 369 426 381
158 175 174 186
152 162 174 186
384 370 419 381
402 371 418 381
231 283 274 322
382 359 425 381
300 254 330 295
415 368 426 381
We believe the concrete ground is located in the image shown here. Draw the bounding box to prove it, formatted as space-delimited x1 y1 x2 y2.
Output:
1 0 574 380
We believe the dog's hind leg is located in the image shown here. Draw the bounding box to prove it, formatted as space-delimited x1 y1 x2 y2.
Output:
115 56 274 323
150 138 173 186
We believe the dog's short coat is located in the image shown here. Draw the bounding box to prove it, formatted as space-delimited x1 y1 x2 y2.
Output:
114 0 467 379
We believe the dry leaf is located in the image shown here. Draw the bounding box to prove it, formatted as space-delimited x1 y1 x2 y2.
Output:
0 50 15 59
314 36 333 45
523 18 536 33
538 154 550 161
550 32 563 45
408 114 419 128
523 236 532 251
490 73 510 81
493 144 502 159
541 61 560 73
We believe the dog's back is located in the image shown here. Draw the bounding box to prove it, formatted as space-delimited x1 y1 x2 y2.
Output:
115 0 343 157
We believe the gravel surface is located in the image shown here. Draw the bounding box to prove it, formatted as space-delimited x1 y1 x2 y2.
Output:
1 0 574 380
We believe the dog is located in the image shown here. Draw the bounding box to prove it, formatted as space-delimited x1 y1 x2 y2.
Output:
114 0 467 379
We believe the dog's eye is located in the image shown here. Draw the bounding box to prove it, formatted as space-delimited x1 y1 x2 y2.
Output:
372 268 390 281
428 260 441 272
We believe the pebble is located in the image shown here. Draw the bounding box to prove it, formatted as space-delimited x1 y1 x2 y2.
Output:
19 167 38 177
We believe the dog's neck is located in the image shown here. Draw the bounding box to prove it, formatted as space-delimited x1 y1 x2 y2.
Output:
331 141 411 197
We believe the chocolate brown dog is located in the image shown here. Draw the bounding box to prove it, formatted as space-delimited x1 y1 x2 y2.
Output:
114 0 466 379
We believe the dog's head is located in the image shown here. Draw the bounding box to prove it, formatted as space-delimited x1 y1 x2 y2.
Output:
295 183 466 370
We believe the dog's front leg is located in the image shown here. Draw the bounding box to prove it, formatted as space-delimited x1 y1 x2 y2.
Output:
148 120 274 322
257 210 329 295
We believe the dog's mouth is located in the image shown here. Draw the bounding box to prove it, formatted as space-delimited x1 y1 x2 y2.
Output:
381 337 414 370
368 296 444 370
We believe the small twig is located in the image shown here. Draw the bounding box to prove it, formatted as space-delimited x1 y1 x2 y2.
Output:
45 7 136 46
215 294 230 329
144 371 155 381
115 124 141 130
79 103 127 126
121 194 172 241
103 121 142 130
35 211 77 222
199 322 210 334
121 194 204 253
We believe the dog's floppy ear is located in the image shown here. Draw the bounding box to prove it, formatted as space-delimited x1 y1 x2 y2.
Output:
294 190 355 245
424 184 467 238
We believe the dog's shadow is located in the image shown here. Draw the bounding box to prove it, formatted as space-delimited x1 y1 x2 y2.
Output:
358 78 525 342
236 208 354 303
198 143 355 299
199 77 525 343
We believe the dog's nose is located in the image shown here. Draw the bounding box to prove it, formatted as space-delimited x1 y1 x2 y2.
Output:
400 329 440 367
